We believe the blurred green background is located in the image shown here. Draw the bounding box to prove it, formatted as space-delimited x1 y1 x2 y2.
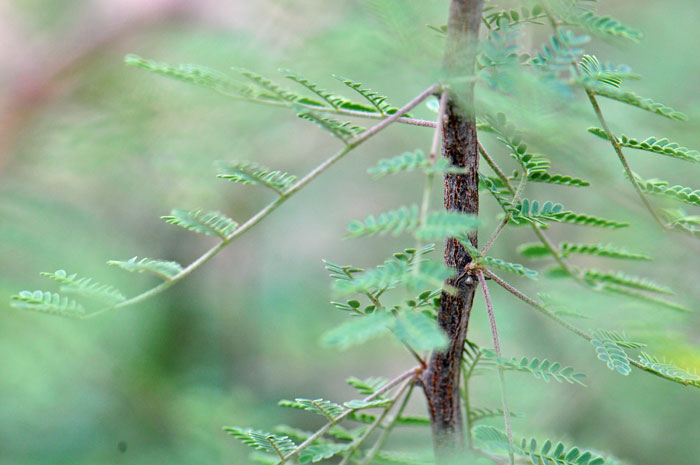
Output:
1 1 699 464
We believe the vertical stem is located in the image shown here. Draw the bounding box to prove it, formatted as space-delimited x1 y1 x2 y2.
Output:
477 270 514 465
421 1 484 463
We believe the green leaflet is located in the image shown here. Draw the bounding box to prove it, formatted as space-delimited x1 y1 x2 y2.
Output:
475 426 607 465
578 55 639 88
346 205 420 238
392 311 449 352
330 246 450 296
40 269 125 304
568 11 643 42
594 329 646 349
162 209 237 239
465 243 538 279
125 55 254 97
321 311 393 350
107 257 183 280
634 175 700 208
343 398 393 409
335 76 399 115
224 427 297 459
278 398 346 421
297 111 365 143
585 82 687 121
10 290 85 318
519 437 605 465
346 376 388 395
232 67 303 103
480 349 586 385
518 242 652 260
511 199 629 228
282 69 347 109
588 127 700 163
591 330 631 376
582 269 674 295
601 284 692 313
637 352 700 385
299 443 351 463
526 171 590 187
414 211 480 240
217 161 297 194
367 150 466 178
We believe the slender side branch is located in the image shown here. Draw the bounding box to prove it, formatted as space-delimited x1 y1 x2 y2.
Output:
339 376 414 465
477 270 514 465
584 89 668 229
279 366 420 465
86 85 438 318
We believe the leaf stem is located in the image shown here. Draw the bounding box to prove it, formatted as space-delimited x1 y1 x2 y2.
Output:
279 366 420 464
477 270 514 465
87 85 439 317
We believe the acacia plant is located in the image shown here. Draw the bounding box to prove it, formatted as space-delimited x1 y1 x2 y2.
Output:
11 0 700 464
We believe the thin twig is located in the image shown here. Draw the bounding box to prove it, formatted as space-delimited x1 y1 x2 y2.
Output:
279 366 420 465
477 270 514 465
583 88 668 229
340 376 414 465
86 84 439 318
358 382 416 465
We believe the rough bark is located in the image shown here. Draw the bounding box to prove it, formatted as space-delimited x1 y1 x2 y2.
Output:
421 0 483 462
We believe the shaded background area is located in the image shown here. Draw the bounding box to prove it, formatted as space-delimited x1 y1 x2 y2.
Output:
1 1 699 464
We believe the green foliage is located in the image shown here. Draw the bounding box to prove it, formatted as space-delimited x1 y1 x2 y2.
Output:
321 311 392 350
343 398 393 409
330 246 452 296
591 329 646 349
526 170 590 187
468 407 514 423
297 111 364 142
585 83 687 120
582 269 674 295
393 311 449 352
10 290 85 318
224 427 297 459
278 398 346 421
232 67 303 103
367 150 466 178
569 11 643 42
578 55 638 88
519 242 652 261
663 208 700 237
40 269 125 304
601 283 692 313
124 55 252 97
335 76 399 115
588 127 700 163
475 426 607 465
107 257 183 280
465 243 538 279
162 209 237 239
282 69 346 109
633 175 700 208
519 436 605 465
511 199 629 228
530 29 588 79
481 349 587 385
483 5 546 29
591 330 632 376
299 443 350 463
217 161 297 194
414 211 480 240
637 352 700 385
346 377 388 395
345 205 419 238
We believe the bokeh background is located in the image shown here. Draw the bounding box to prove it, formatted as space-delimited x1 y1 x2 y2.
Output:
1 1 699 464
